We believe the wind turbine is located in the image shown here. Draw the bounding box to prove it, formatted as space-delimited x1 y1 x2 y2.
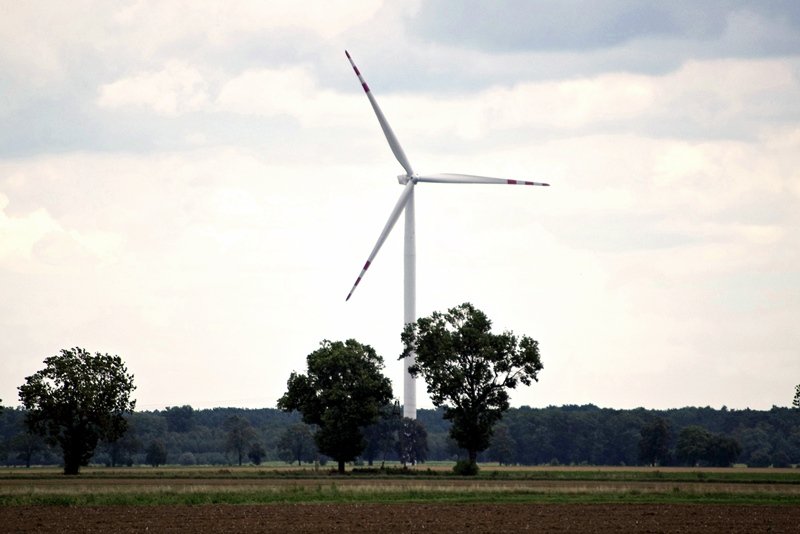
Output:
344 50 549 420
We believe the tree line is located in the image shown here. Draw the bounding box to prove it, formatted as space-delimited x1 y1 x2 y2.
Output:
2 403 799 469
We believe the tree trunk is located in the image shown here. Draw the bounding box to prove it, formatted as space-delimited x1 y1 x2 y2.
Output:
468 449 477 465
337 460 345 474
63 454 81 475
63 445 81 475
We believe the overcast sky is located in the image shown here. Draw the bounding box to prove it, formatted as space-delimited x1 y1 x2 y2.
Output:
2 1 799 412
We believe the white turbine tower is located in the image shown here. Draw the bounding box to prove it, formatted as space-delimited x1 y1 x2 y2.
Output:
344 51 549 419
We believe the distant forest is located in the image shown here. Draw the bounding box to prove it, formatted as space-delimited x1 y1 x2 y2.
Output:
2 404 799 468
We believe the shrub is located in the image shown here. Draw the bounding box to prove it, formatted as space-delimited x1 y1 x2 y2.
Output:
453 460 479 476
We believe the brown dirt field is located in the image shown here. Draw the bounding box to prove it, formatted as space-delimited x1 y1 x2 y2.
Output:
2 503 799 533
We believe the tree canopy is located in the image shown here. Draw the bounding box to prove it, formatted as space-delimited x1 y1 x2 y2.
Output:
17 347 136 474
277 339 394 473
402 303 543 468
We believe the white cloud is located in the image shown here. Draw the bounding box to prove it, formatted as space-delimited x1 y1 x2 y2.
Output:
0 191 123 273
98 61 210 116
0 193 61 264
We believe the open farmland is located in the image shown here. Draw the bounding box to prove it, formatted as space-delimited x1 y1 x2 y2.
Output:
2 466 799 532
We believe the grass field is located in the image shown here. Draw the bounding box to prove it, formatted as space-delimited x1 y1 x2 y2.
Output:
2 464 799 506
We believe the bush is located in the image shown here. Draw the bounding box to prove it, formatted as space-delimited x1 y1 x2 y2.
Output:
179 452 196 466
453 460 479 476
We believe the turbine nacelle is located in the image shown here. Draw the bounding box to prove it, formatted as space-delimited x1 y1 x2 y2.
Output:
397 174 417 185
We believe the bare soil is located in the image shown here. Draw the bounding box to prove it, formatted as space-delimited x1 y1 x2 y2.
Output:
2 503 799 533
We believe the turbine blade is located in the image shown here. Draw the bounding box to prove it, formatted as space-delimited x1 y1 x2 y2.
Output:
416 173 550 186
346 180 416 301
345 50 414 176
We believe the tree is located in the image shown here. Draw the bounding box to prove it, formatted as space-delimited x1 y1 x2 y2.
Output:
277 423 317 466
396 417 428 466
638 418 671 466
401 303 543 470
248 441 267 465
145 439 167 467
676 426 712 467
277 339 394 474
706 434 741 467
675 425 740 467
224 415 256 466
17 347 136 475
793 384 800 409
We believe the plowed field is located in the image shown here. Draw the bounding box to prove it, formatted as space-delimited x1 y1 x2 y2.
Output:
3 503 799 533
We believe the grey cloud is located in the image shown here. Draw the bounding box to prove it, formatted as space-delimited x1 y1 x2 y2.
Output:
410 0 800 56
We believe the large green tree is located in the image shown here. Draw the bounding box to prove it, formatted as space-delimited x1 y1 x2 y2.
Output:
18 348 136 474
277 339 394 474
402 303 543 469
